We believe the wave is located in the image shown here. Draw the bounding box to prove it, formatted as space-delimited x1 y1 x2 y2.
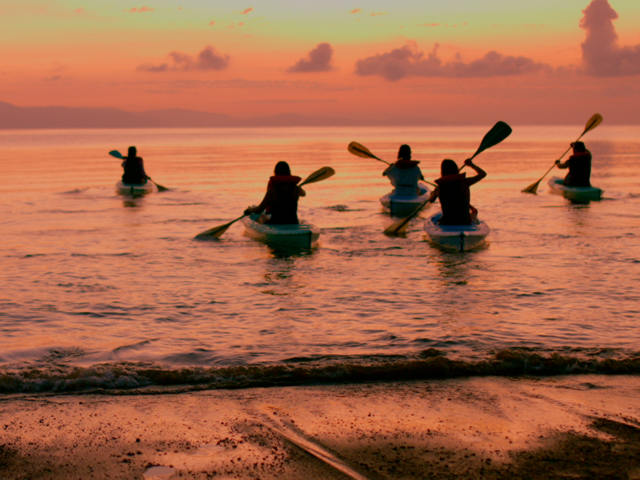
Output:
1 347 639 395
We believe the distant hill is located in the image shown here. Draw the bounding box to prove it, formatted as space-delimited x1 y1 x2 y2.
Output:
0 101 442 129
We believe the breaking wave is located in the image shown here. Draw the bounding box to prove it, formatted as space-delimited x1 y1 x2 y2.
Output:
1 347 639 395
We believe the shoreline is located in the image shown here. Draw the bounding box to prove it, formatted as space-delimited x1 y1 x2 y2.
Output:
2 375 640 479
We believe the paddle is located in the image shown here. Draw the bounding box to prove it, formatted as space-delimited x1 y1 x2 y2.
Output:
194 166 336 240
383 121 513 236
108 150 169 192
347 141 436 187
521 113 603 194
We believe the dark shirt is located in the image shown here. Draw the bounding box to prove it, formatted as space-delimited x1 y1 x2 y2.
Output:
435 173 472 225
564 151 592 187
122 157 148 184
264 175 301 225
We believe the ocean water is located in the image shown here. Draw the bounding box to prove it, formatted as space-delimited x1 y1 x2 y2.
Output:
1 125 639 394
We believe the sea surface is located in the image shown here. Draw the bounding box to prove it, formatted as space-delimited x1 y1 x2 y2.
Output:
1 125 639 394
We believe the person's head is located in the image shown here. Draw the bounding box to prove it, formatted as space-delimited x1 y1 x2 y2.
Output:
127 146 137 158
441 159 459 176
274 161 291 176
571 141 586 152
397 144 412 161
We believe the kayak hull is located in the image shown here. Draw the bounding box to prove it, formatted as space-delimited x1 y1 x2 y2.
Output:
115 181 153 196
380 182 430 217
242 214 320 249
423 212 490 252
548 176 602 203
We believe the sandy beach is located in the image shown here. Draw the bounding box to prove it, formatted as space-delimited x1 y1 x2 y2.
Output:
2 375 640 479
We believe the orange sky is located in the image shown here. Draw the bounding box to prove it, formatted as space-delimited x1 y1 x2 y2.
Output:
1 0 640 124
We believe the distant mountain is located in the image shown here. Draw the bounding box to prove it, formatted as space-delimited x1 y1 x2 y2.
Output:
0 101 441 129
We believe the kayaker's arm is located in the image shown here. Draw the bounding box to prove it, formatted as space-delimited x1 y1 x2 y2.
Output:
298 186 306 197
555 159 569 169
464 158 486 186
427 186 439 203
382 164 394 176
244 189 275 215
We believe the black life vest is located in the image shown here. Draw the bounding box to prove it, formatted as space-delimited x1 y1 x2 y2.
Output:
265 175 301 225
122 157 147 184
565 151 592 187
435 173 472 225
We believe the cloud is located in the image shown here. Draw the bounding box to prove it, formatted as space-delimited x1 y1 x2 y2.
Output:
287 43 334 73
350 9 361 14
240 7 253 14
126 6 154 13
137 46 230 73
371 12 386 16
209 21 215 26
580 0 640 76
76 8 84 14
354 41 547 81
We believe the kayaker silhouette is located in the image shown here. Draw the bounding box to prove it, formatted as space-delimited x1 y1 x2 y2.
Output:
244 161 306 224
382 144 424 196
428 158 486 225
555 141 592 187
121 146 149 185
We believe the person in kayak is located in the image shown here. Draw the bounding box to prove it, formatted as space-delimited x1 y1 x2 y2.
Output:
244 161 306 224
121 146 149 185
428 158 486 225
382 144 424 196
555 141 592 187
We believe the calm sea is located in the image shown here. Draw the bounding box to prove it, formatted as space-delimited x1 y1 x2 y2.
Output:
1 125 639 393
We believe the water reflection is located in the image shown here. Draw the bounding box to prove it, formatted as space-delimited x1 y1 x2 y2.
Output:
566 204 593 233
122 199 143 208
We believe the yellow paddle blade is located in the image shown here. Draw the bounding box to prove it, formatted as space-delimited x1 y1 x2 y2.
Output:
148 178 169 192
384 217 411 236
583 113 603 134
347 142 390 165
383 200 430 236
195 215 246 239
522 179 541 194
299 166 335 187
348 141 376 159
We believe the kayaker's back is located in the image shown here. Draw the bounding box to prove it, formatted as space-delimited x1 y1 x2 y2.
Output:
265 175 301 225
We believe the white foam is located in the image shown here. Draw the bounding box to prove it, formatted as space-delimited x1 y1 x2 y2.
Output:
143 465 176 479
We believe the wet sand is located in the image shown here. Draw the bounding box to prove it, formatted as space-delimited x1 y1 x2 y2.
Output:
1 375 640 479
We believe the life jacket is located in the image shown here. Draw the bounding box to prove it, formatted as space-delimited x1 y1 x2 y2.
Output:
265 175 301 225
394 160 420 170
564 150 591 187
122 157 147 185
435 173 472 225
386 160 422 196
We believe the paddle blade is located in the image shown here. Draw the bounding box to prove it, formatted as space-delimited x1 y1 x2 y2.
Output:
348 142 390 165
299 166 335 187
108 150 124 159
471 121 512 159
195 215 245 239
149 178 169 192
348 142 376 159
521 179 542 194
383 199 430 236
582 113 603 135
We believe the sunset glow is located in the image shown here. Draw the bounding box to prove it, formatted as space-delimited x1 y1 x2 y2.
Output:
1 0 640 123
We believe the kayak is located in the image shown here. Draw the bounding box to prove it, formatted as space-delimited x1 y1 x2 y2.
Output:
380 181 430 217
115 180 153 196
548 176 603 203
423 212 490 252
241 213 320 249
